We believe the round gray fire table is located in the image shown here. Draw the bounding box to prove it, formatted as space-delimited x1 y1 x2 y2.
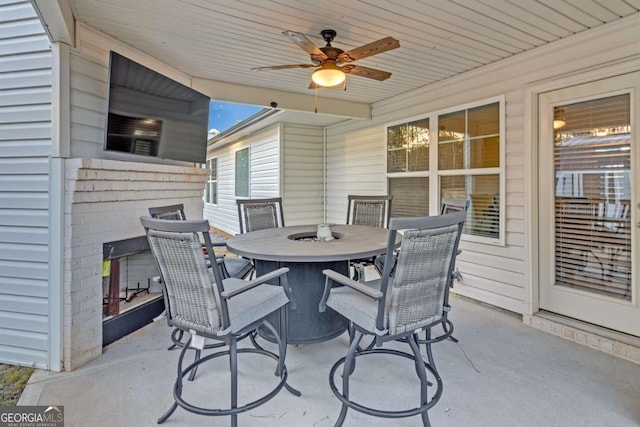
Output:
227 224 399 344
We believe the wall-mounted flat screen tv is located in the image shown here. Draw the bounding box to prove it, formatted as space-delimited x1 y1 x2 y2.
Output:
105 51 210 163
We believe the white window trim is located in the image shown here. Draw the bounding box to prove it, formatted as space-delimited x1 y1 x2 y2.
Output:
385 95 506 246
204 157 218 206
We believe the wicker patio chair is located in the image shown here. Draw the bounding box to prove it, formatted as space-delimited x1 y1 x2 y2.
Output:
346 195 392 281
148 204 253 365
149 204 253 280
236 197 285 234
320 211 466 426
140 216 300 426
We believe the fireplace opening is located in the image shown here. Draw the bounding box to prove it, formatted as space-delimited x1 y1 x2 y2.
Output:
102 236 165 346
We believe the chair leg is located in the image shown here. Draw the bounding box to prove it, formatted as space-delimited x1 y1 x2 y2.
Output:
277 309 287 376
335 330 363 427
188 349 201 381
158 337 190 424
168 328 183 350
407 334 432 427
353 322 375 353
229 336 238 427
443 320 459 343
424 329 438 375
352 263 365 282
260 319 301 397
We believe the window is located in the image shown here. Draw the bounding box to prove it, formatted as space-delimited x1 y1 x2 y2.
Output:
235 148 249 197
552 94 631 299
386 97 504 244
204 158 217 205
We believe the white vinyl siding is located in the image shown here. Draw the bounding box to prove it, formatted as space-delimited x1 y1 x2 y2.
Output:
324 125 387 223
69 52 108 158
325 20 637 315
282 124 323 225
0 1 52 368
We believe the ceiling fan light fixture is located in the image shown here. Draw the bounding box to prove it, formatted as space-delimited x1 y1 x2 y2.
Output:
312 62 345 87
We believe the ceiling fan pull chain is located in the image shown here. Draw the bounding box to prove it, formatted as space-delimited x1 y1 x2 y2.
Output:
315 86 318 113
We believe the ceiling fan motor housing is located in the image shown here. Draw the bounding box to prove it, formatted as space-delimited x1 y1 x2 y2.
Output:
320 29 337 45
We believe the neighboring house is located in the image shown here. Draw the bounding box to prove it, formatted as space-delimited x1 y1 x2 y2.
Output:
204 116 331 234
0 1 637 372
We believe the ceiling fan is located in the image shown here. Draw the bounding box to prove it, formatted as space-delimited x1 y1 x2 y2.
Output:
251 29 400 88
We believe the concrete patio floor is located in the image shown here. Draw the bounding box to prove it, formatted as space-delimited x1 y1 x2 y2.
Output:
20 295 640 427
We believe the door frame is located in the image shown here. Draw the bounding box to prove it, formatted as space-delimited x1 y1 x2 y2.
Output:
524 61 639 319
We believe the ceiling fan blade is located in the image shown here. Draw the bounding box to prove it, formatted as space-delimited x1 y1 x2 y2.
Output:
251 64 316 71
343 64 392 81
338 36 400 63
282 30 327 61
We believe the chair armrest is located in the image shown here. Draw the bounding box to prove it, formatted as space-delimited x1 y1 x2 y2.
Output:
319 269 383 312
221 267 289 299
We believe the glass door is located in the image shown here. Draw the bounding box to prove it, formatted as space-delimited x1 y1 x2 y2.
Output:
539 72 639 337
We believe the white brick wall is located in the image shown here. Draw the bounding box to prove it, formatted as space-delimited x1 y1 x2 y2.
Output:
63 158 207 369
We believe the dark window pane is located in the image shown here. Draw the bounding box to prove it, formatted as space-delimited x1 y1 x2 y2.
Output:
387 147 407 173
438 140 464 170
470 136 499 168
235 148 249 197
468 102 499 137
440 174 499 238
439 103 500 170
389 177 429 217
438 110 465 140
387 119 429 172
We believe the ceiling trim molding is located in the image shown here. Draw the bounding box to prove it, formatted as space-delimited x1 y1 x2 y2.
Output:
192 78 370 119
31 0 75 46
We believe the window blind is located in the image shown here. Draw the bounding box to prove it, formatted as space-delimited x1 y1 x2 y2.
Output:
553 94 631 300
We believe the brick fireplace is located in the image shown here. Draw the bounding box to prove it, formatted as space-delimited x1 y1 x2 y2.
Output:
63 158 207 370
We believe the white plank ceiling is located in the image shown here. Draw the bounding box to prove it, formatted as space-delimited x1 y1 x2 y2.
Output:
67 0 639 106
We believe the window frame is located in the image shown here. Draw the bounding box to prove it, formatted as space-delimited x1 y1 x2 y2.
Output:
204 157 218 206
385 95 506 246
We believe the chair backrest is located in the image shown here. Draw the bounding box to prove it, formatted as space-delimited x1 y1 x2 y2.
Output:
376 211 466 336
346 195 392 228
440 198 470 215
236 197 285 233
140 216 229 337
148 204 187 220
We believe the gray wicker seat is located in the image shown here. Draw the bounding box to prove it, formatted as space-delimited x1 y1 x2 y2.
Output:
346 195 392 281
319 211 466 426
141 217 299 425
